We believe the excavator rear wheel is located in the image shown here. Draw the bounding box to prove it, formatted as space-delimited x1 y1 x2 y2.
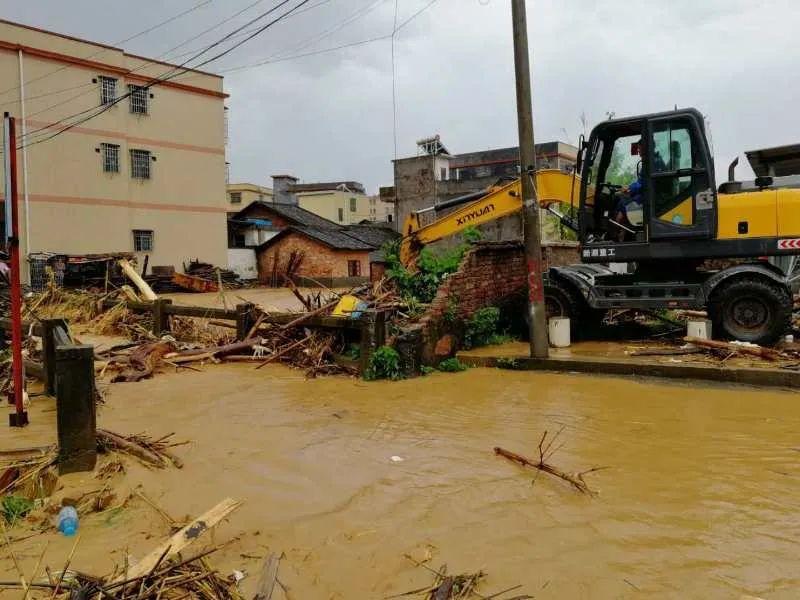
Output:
708 275 791 345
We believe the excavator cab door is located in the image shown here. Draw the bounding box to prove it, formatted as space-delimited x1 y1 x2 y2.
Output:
645 113 717 240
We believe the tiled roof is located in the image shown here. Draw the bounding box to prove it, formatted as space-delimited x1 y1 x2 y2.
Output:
232 201 338 230
342 224 399 247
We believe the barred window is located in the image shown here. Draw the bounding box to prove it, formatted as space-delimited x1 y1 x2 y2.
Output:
350 197 357 212
133 230 153 252
128 85 149 114
101 143 120 173
130 149 151 179
230 192 242 204
99 76 117 105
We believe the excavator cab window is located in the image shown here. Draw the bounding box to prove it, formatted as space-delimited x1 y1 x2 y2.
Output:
582 126 645 243
646 115 716 240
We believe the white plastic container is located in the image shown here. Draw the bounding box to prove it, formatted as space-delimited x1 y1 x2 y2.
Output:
687 319 712 340
548 317 571 348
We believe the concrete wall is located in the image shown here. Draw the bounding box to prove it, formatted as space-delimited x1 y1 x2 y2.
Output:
227 248 257 279
0 20 228 277
256 231 370 282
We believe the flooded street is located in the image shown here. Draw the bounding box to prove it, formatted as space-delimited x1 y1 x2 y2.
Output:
4 366 800 598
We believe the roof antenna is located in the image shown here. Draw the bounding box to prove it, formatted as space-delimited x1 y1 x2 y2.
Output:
674 104 678 110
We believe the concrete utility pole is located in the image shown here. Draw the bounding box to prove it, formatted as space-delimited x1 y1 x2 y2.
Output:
511 0 548 358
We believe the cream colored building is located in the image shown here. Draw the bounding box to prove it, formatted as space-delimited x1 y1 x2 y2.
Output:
289 181 390 225
227 182 272 211
367 195 394 224
0 18 229 280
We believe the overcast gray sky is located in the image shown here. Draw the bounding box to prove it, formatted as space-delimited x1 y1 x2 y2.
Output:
2 0 799 192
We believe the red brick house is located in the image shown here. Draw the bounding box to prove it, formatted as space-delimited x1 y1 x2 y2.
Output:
255 223 398 287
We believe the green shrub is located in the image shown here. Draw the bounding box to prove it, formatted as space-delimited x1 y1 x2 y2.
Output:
420 365 437 375
1 495 33 525
437 357 468 372
464 307 501 349
383 230 477 305
364 346 403 381
462 225 483 244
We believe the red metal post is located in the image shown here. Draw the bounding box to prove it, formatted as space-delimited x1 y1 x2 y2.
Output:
6 114 27 426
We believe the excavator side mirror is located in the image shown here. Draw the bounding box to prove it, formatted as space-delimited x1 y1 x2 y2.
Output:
575 134 586 174
755 176 773 189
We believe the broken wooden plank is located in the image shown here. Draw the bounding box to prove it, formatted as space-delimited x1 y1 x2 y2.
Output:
253 553 280 600
684 336 783 361
119 259 158 301
113 497 241 582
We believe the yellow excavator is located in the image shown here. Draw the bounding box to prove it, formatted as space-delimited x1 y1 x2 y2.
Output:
400 108 800 344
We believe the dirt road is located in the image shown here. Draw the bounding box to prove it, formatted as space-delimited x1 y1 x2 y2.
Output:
3 366 800 598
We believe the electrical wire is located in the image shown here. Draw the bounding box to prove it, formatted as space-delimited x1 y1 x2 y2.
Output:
18 0 299 146
266 0 387 62
0 0 213 100
19 0 313 150
5 0 273 110
215 0 439 74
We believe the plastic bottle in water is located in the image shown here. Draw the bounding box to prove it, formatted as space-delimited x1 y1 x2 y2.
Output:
57 506 78 536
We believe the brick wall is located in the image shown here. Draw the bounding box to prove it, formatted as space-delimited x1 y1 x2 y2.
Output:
256 232 369 282
413 241 579 364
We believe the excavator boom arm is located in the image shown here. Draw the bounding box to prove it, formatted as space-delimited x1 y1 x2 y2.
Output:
400 169 581 268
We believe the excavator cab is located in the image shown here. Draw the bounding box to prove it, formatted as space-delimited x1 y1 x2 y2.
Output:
578 108 717 262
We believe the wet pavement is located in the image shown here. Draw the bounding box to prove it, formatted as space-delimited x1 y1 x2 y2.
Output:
3 364 800 598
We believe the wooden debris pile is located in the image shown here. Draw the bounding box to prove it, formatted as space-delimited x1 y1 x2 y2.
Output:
96 430 185 469
396 556 531 600
0 431 184 531
0 499 244 600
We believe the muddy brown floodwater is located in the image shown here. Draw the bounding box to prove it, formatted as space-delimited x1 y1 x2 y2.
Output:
3 366 800 599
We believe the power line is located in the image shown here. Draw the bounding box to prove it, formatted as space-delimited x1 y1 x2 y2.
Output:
267 0 387 62
5 0 272 110
0 0 213 100
215 0 439 74
219 34 391 73
19 0 300 147
20 0 313 150
10 0 275 121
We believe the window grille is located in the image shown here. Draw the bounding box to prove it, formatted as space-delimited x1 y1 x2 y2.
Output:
101 143 119 173
130 149 151 179
133 229 153 252
99 76 117 105
128 85 149 114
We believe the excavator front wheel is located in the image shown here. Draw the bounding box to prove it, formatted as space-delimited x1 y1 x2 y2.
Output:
543 278 603 340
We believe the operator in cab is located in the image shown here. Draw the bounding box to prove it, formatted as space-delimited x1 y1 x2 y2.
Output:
612 139 645 241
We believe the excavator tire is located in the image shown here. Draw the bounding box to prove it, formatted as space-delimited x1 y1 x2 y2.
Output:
544 278 603 340
707 275 791 345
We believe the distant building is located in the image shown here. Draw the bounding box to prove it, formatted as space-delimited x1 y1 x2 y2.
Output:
0 18 229 279
256 223 397 286
385 137 578 243
226 183 273 211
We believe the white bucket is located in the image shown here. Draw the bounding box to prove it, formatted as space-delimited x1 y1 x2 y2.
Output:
548 317 571 348
687 319 712 340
